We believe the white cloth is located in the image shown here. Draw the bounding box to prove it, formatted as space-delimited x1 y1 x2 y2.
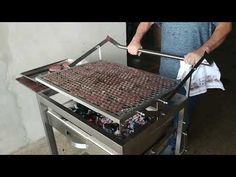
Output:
176 59 225 97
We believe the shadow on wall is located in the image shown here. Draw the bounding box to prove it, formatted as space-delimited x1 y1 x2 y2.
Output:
126 22 160 73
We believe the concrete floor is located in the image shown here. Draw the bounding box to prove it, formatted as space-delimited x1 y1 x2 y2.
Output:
186 89 236 155
185 54 236 154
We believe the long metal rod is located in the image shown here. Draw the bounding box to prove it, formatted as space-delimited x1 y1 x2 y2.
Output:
106 36 211 66
69 36 211 67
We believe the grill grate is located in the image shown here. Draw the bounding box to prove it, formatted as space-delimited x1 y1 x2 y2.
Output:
42 61 179 116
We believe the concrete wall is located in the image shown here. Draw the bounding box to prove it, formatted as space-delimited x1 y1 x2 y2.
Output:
0 22 126 154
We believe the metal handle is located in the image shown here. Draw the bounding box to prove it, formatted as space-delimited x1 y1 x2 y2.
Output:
106 36 212 66
65 130 88 149
69 35 212 68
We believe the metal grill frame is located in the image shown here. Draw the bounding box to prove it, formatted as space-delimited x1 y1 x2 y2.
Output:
17 36 189 155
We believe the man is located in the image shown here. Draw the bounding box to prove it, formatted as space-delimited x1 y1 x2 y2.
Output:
128 22 232 154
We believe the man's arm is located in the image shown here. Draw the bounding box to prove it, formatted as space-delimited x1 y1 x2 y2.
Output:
184 22 232 65
127 22 153 55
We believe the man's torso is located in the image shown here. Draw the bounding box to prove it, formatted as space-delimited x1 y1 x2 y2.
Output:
156 22 217 79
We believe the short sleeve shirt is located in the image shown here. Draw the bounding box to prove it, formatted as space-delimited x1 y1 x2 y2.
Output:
155 22 218 79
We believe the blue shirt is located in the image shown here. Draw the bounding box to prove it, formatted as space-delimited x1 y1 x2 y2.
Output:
156 22 218 79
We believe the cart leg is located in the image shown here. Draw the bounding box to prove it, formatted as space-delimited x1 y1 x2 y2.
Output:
175 108 187 155
37 96 59 155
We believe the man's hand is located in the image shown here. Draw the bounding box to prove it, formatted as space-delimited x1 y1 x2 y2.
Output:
184 48 206 66
127 22 153 56
127 40 142 56
184 22 232 66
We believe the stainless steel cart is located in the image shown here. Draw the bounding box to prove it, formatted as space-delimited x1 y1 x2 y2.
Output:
17 36 192 155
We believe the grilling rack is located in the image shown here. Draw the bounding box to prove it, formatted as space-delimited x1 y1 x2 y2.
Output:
36 36 212 124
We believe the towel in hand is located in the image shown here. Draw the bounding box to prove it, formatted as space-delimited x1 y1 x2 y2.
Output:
176 60 225 97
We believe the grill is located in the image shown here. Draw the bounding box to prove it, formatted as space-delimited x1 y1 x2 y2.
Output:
38 61 179 123
17 36 192 155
